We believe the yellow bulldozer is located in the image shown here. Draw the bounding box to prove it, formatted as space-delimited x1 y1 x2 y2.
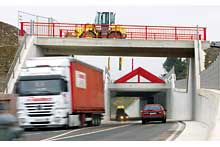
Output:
65 12 126 39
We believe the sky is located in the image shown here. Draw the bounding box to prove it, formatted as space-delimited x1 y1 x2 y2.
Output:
1 1 220 80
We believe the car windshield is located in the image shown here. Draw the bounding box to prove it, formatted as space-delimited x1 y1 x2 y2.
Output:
144 105 161 110
17 79 63 96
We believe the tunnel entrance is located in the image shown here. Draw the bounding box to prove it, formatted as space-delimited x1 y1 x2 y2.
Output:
110 91 168 120
109 67 170 120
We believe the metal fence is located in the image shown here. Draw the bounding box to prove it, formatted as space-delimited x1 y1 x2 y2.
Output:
201 54 220 89
19 22 207 41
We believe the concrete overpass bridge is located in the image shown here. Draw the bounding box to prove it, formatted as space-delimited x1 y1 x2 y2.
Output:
3 22 220 140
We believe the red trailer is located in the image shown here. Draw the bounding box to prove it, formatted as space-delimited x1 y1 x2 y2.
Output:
70 60 104 113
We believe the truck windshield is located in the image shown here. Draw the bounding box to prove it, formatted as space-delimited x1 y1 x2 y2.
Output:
17 79 63 96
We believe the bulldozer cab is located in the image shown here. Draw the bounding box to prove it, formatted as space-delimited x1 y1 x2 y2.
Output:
94 12 115 25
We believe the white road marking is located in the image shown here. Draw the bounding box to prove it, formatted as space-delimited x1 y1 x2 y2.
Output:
166 122 184 141
48 124 130 141
24 132 43 136
24 130 67 136
41 127 88 141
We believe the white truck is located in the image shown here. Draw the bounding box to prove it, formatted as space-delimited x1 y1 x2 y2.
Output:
15 57 105 129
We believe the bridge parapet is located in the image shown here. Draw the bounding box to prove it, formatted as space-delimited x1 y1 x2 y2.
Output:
20 22 206 41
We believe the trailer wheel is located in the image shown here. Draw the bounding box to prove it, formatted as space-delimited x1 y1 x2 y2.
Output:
94 117 98 126
80 114 85 127
97 117 101 126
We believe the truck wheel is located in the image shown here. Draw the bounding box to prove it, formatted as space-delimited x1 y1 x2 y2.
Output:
107 31 122 39
142 119 146 124
65 115 71 129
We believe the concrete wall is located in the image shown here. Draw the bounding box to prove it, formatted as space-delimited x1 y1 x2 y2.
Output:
169 59 194 120
195 89 220 140
170 90 192 120
154 92 167 108
201 54 220 89
169 41 203 121
125 99 140 118
175 79 187 89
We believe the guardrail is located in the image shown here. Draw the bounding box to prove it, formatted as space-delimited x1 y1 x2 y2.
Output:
2 34 27 93
19 22 207 40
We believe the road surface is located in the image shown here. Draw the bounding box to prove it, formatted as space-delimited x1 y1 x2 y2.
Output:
17 121 184 141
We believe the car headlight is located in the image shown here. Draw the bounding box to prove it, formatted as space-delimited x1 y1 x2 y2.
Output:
120 116 124 120
126 116 128 119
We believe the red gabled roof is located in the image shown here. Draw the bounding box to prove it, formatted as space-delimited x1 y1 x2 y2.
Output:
114 67 165 83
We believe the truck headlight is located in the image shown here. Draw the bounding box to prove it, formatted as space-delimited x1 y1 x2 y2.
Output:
120 116 124 120
55 109 66 117
54 117 61 123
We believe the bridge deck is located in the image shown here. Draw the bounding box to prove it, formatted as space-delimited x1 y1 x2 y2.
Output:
108 83 171 92
35 38 196 57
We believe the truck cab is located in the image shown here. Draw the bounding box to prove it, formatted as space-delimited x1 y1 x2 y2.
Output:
16 57 71 128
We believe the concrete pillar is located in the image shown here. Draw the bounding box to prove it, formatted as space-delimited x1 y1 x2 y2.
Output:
194 40 202 90
171 74 176 89
103 72 111 121
192 40 202 120
166 89 172 119
188 58 195 120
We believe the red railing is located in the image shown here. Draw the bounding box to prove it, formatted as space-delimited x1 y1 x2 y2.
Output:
19 22 207 40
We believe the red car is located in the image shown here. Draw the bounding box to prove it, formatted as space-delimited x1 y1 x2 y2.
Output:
141 104 166 124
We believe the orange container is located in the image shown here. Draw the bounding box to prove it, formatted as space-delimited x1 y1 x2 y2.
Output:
69 60 104 113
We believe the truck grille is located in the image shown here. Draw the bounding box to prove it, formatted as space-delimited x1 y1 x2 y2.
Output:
30 121 50 125
24 102 54 117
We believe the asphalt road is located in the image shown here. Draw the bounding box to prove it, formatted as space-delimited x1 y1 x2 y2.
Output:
17 121 184 141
